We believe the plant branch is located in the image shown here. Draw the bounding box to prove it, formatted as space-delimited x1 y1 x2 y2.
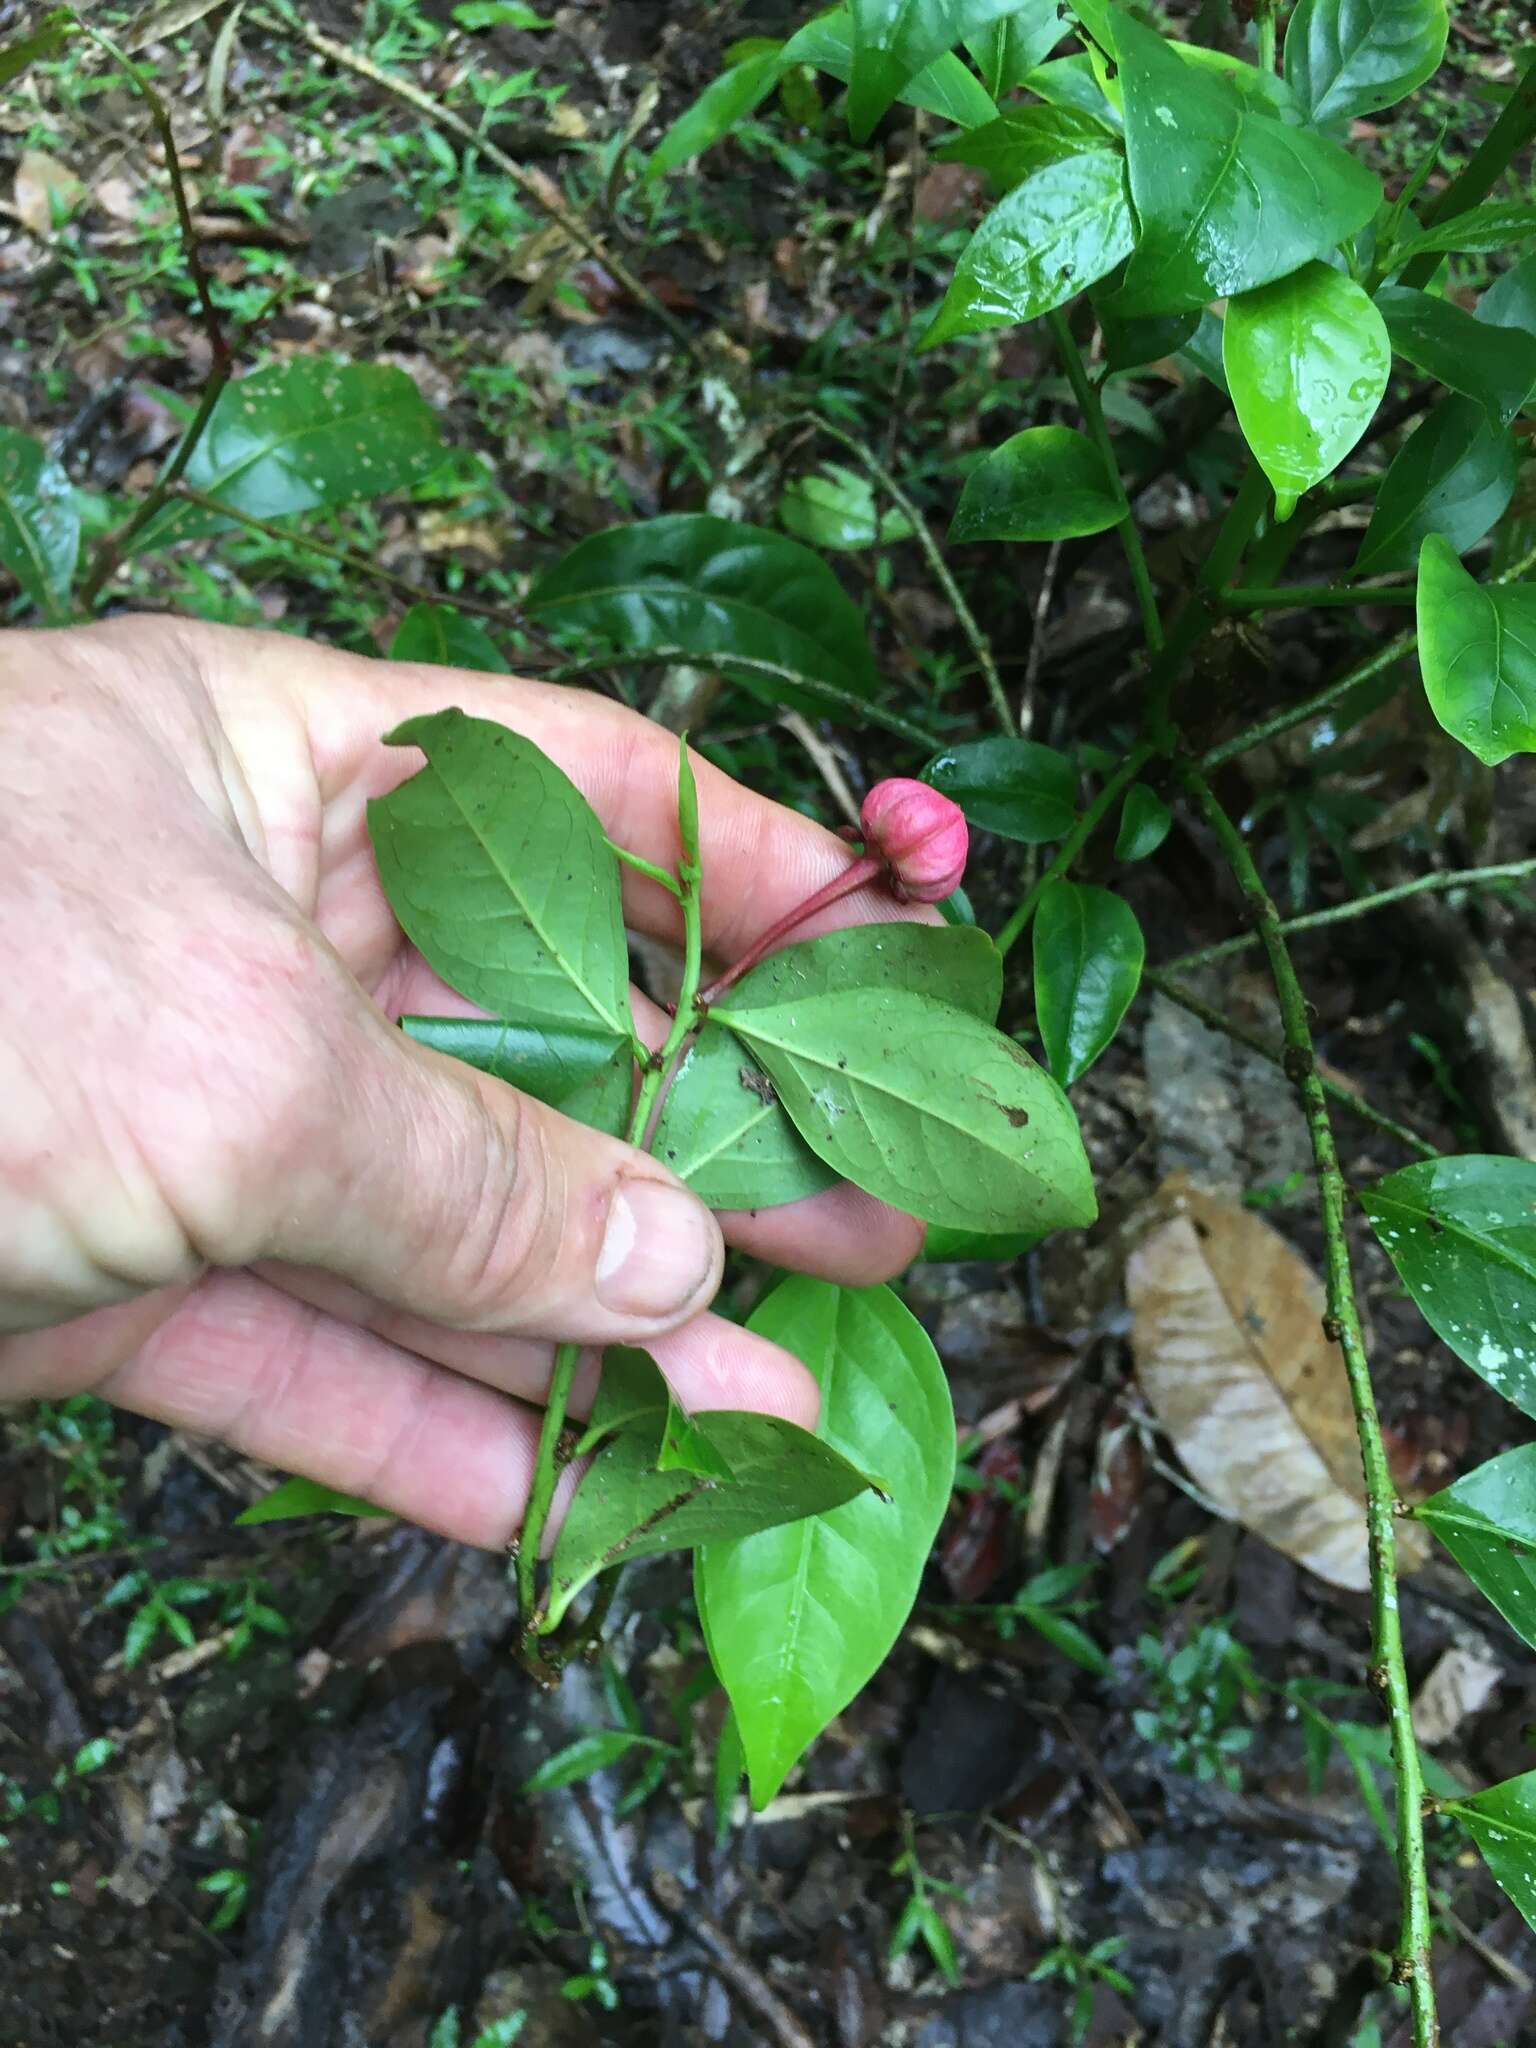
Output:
1401 45 1536 290
1142 971 1436 1159
1164 859 1536 972
1045 309 1163 653
1179 765 1438 2046
994 742 1155 956
1144 461 1272 748
794 412 1014 736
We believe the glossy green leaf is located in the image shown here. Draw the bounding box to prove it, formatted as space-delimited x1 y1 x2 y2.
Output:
0 428 78 618
964 0 1064 94
1095 303 1201 375
845 0 1020 139
389 602 511 673
400 1016 632 1136
697 1278 956 1806
368 709 632 1033
1175 308 1232 395
778 463 913 551
1114 784 1172 862
919 151 1135 350
1022 54 1120 125
525 514 879 722
729 920 1002 1023
236 1476 383 1524
1390 201 1536 268
1174 44 1306 120
1283 0 1447 123
1032 880 1144 1087
921 1223 1041 1261
546 1402 876 1627
573 1346 669 1459
1415 535 1536 765
783 7 998 126
1223 263 1390 521
715 987 1098 1233
1449 1773 1536 1934
950 425 1122 543
1417 1445 1536 1652
1354 396 1516 575
646 48 783 174
1363 1153 1536 1412
141 360 442 547
521 1730 674 1794
651 1025 838 1210
1113 13 1380 318
921 736 1078 844
1376 286 1536 428
932 105 1115 190
1478 252 1536 345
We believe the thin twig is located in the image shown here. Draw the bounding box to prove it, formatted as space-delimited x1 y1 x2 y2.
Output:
650 1871 819 2048
1162 860 1536 973
1021 537 1063 734
1179 765 1438 2048
994 743 1156 956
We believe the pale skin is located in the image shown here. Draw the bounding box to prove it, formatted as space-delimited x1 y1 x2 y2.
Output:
0 616 927 1548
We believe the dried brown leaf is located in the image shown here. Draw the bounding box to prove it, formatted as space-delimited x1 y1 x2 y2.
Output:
1411 1643 1502 1748
13 148 84 236
124 0 228 52
1127 1174 1426 1591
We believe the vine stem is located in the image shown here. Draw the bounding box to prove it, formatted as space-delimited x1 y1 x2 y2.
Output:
1143 460 1273 749
1180 764 1438 2048
1163 858 1536 972
994 742 1155 956
1045 310 1163 653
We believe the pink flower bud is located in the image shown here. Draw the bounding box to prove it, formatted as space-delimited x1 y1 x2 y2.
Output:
860 778 969 903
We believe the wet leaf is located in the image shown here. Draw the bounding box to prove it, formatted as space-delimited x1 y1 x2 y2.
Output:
525 514 879 722
237 1476 383 1524
400 1016 632 1136
921 736 1078 844
933 104 1115 190
844 0 1021 139
697 1278 955 1805
1114 784 1172 862
1095 302 1202 375
1223 263 1390 521
1127 1176 1425 1589
1283 0 1448 124
727 921 1003 1023
1376 286 1536 428
1363 1154 1536 1411
1112 13 1380 318
1032 880 1144 1087
950 425 1122 543
389 602 511 673
964 0 1065 95
783 6 998 127
715 986 1098 1234
0 427 78 617
1450 1773 1536 1933
1415 535 1536 765
1354 396 1516 575
1390 200 1536 266
1417 1446 1536 1652
368 709 632 1035
1477 251 1536 345
919 150 1135 349
651 1024 838 1210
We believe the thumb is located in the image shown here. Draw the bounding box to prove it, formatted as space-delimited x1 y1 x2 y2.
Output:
243 1003 723 1345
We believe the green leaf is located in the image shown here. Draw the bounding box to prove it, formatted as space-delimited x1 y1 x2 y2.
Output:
1022 53 1120 125
727 920 1004 1023
919 151 1135 349
964 0 1065 95
651 1025 838 1210
454 2 552 23
921 736 1078 844
1223 263 1391 521
714 987 1098 1234
573 1346 669 1459
778 463 913 551
139 360 443 547
845 0 1021 140
921 1223 1041 1260
1113 13 1380 318
546 1405 876 1627
1478 251 1536 345
1017 1602 1110 1676
0 428 78 617
1032 881 1143 1087
646 47 784 175
1417 1445 1536 1652
1450 1773 1536 1933
1415 535 1536 765
1390 201 1536 267
950 425 1122 542
1282 0 1448 123
1376 286 1536 428
368 708 632 1034
525 514 879 722
0 9 74 87
932 104 1116 190
400 1016 632 1136
1095 303 1202 375
697 1278 955 1806
521 1730 674 1794
389 602 511 673
1354 397 1516 575
236 1476 383 1524
1363 1153 1536 1411
1114 784 1172 861
713 1705 745 1845
783 7 998 126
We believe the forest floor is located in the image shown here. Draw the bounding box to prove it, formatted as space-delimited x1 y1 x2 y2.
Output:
3 1 1536 2044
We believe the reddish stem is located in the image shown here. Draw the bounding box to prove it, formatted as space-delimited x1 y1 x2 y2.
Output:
698 853 882 1005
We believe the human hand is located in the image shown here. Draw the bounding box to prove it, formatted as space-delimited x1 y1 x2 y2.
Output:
0 616 926 1545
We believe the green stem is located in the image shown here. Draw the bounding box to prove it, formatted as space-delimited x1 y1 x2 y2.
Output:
1256 0 1278 71
1144 461 1271 748
1045 310 1163 653
608 841 684 898
1401 46 1536 291
517 1339 580 1628
1164 858 1536 973
1143 971 1436 1159
1222 583 1414 612
995 743 1155 956
1180 765 1438 2048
